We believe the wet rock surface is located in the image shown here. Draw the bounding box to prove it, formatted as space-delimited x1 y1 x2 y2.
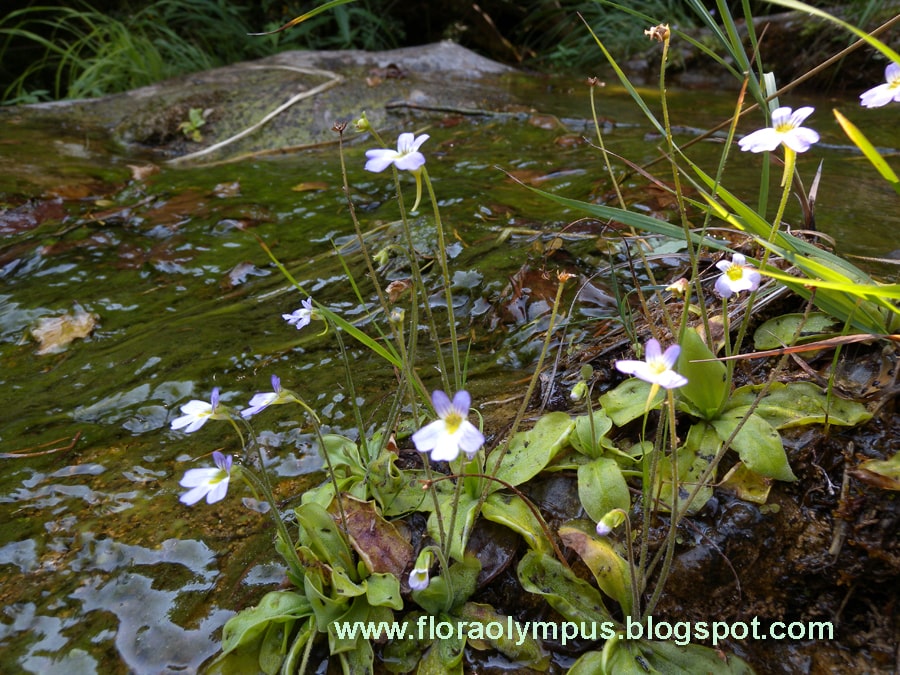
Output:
7 42 522 164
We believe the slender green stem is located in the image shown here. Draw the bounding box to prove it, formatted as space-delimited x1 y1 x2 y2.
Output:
238 461 304 576
422 167 462 392
484 274 570 491
730 147 796 363
643 389 679 618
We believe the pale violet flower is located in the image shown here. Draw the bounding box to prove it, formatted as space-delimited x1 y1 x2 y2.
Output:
409 549 434 591
596 510 625 537
412 390 484 462
715 253 761 298
615 339 687 390
860 62 900 108
283 297 314 330
179 451 233 505
364 133 429 173
241 375 297 418
171 387 230 433
409 566 430 591
596 520 614 537
738 106 820 153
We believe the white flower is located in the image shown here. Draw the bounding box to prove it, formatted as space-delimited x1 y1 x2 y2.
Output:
714 253 761 298
179 451 233 505
412 390 484 462
283 297 314 330
860 62 900 108
409 566 430 591
408 549 434 591
171 387 229 433
365 133 429 173
615 339 687 390
241 374 296 418
738 106 820 153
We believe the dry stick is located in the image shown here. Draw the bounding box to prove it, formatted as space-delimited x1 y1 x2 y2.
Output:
0 431 81 458
167 65 344 164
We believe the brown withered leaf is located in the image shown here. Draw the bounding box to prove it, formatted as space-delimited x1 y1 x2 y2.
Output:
386 279 412 303
330 495 413 577
127 163 160 181
32 305 99 355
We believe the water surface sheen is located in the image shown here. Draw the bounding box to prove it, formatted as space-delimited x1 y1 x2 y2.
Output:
0 75 894 673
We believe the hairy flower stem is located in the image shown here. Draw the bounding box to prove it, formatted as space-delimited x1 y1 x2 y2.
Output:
423 167 463 393
731 147 797 365
483 274 570 498
643 389 680 618
635 404 665 617
427 472 570 569
287 397 350 536
657 30 687 340
236 448 304 577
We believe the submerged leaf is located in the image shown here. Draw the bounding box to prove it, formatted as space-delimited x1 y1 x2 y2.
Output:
32 305 98 354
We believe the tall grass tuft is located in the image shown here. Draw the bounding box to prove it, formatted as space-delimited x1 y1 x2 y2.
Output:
0 0 402 104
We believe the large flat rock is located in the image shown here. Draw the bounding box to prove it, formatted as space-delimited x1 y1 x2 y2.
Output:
10 41 522 164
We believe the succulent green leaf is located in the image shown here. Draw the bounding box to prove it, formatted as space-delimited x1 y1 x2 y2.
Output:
518 551 613 624
221 591 310 654
482 492 553 554
677 328 727 420
711 411 796 482
570 409 615 458
558 521 633 614
599 378 665 427
577 457 630 523
492 412 574 489
726 381 872 429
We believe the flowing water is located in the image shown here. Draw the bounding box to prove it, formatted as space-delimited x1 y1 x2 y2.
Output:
0 71 896 673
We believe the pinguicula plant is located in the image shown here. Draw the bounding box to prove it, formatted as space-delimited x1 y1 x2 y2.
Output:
160 2 896 674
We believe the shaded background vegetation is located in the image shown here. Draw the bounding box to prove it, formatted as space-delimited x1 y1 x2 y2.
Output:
1 0 897 103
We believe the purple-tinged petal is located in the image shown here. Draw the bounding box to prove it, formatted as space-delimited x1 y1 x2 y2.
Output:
451 390 471 415
431 390 453 418
789 106 815 126
660 344 681 369
657 371 689 389
783 127 820 153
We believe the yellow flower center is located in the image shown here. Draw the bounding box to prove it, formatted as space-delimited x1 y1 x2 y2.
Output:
726 265 744 281
444 412 463 434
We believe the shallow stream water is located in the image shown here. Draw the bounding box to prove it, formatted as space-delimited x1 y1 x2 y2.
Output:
0 70 897 673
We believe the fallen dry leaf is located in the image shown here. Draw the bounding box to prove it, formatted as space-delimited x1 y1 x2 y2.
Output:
32 306 99 355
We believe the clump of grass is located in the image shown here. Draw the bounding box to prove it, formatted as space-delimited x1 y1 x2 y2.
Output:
518 0 699 71
0 0 402 104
